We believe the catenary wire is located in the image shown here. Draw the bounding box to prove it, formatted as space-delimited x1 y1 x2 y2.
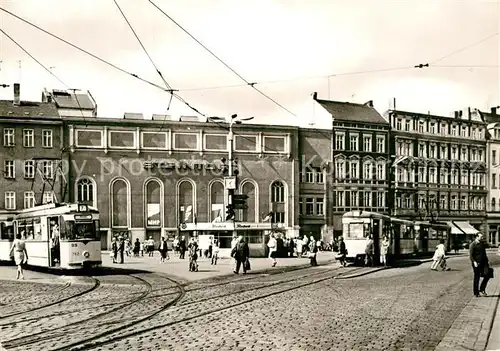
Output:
0 6 205 118
148 0 297 117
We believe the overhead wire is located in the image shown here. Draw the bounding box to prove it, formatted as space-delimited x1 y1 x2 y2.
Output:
0 6 205 118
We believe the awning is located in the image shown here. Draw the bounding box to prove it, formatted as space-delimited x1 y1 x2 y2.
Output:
448 221 479 235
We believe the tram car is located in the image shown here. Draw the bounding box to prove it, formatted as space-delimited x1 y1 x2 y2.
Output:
0 203 101 269
341 211 451 265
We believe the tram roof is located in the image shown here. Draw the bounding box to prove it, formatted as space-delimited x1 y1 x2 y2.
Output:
342 211 391 220
14 203 98 219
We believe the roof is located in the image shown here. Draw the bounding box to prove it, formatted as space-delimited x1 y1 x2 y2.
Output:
316 99 388 124
51 90 95 110
0 100 60 117
479 110 500 123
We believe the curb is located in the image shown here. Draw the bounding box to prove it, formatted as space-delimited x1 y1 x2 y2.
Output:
485 267 500 351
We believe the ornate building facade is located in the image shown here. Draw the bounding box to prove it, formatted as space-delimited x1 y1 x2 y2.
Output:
387 108 487 243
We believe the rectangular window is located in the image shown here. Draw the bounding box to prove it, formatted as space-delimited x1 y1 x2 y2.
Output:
429 145 436 158
5 191 16 210
4 160 15 179
363 163 372 179
306 168 314 183
336 191 344 207
440 146 447 159
3 128 15 146
429 122 436 134
363 135 372 152
418 167 426 183
461 126 467 137
461 172 469 185
349 135 358 151
363 191 372 207
429 168 436 183
404 120 410 131
174 133 199 150
42 191 54 204
24 191 35 209
204 134 227 151
142 132 167 149
272 212 285 223
405 195 412 209
441 123 447 136
478 149 484 162
451 169 458 184
305 198 314 215
43 160 53 179
419 143 426 158
461 147 467 161
24 160 35 179
440 195 447 210
335 160 345 179
376 163 384 180
376 136 385 153
263 136 286 152
418 121 425 133
299 197 303 215
396 118 402 130
316 198 324 215
350 191 358 207
314 167 324 183
234 135 257 151
493 174 497 188
451 147 458 159
42 129 53 148
451 125 457 136
451 195 458 210
76 130 103 147
109 131 135 148
350 161 358 179
23 129 34 147
335 133 345 150
440 169 448 184
461 195 467 210
377 192 385 207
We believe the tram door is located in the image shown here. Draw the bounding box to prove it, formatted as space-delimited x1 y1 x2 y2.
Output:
48 216 61 267
372 219 381 266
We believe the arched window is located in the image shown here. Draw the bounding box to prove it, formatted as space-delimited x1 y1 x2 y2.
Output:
178 180 195 223
210 181 224 222
241 181 256 222
77 178 95 206
271 181 286 223
492 198 496 212
145 180 162 227
111 179 129 227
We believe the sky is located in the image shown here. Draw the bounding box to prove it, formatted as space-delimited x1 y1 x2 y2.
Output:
0 0 499 128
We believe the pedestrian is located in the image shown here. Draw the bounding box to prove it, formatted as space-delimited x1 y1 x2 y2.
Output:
118 236 125 264
289 237 295 257
133 238 140 257
308 236 318 266
470 233 493 297
211 239 219 265
111 237 118 263
431 239 447 271
173 236 179 256
365 235 374 267
9 233 28 280
337 236 347 267
140 240 145 257
302 235 309 255
208 236 213 259
381 235 390 267
234 235 250 274
188 237 199 272
296 237 303 258
231 234 240 270
158 236 169 263
179 236 187 259
147 236 155 257
267 233 277 267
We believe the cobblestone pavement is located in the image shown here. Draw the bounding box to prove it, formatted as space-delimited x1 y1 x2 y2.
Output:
0 255 498 351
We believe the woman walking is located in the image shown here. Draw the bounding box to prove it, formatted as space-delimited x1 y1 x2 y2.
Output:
381 236 390 267
9 233 28 279
158 237 169 263
267 234 277 267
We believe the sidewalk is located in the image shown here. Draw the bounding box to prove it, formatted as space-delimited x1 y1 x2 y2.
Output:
101 251 339 282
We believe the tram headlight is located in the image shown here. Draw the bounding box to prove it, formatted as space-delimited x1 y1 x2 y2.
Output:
83 251 90 258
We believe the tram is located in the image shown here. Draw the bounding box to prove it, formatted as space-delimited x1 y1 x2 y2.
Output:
341 210 451 265
0 203 101 269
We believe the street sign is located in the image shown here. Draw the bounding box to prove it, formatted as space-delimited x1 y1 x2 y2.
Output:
233 204 248 210
233 194 248 203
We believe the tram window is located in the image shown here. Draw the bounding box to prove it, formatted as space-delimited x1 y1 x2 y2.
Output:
62 220 99 240
238 230 264 244
345 223 365 239
0 223 14 240
33 218 42 240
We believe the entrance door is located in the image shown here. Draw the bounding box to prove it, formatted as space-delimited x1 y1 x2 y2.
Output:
48 217 61 267
372 220 380 266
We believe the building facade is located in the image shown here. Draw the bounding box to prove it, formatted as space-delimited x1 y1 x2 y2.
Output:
481 107 500 246
387 108 487 244
64 114 299 254
313 97 390 238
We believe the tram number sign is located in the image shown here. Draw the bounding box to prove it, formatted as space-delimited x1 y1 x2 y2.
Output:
71 243 78 248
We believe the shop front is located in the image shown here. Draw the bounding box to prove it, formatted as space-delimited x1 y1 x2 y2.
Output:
179 222 273 257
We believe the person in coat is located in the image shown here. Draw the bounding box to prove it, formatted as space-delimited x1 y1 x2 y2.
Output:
308 236 318 266
338 236 347 267
118 236 125 264
234 236 250 274
158 237 169 263
133 238 140 257
365 236 374 267
469 233 491 297
179 236 187 259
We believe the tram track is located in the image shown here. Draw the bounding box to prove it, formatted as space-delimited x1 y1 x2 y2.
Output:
0 282 71 307
0 278 100 321
53 266 365 351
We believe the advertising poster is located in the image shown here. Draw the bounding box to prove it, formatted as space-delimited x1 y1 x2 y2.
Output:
147 203 161 226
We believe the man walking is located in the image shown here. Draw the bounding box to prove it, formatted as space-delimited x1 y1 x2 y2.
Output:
469 233 491 297
234 236 250 274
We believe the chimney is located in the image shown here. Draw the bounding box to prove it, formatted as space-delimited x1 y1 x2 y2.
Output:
312 92 318 100
365 100 374 108
491 107 497 115
13 83 20 106
468 107 471 120
454 111 459 118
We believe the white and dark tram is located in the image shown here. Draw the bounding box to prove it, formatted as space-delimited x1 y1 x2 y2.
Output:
0 203 101 269
342 210 450 265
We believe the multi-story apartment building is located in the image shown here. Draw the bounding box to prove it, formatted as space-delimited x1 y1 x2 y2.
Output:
313 95 390 238
64 113 299 255
480 107 500 246
387 108 487 245
0 83 64 223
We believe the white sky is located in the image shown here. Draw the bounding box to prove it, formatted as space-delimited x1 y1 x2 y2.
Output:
0 0 499 127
